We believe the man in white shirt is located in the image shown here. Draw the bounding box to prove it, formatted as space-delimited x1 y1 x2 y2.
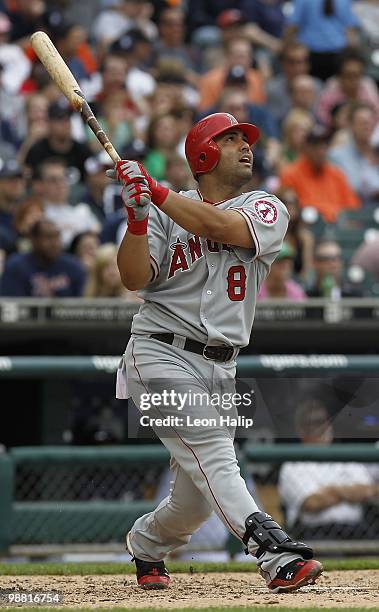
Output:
279 400 379 539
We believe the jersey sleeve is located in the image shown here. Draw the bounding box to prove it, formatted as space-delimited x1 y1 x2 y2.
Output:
230 192 289 265
146 205 169 282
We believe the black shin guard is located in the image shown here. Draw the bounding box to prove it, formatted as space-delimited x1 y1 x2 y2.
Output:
242 511 314 559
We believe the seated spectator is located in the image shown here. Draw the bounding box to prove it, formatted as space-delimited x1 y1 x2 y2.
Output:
36 158 100 248
50 20 91 83
91 0 157 53
279 400 379 539
82 152 122 221
154 7 197 86
87 90 133 154
5 0 47 45
278 108 314 170
266 41 322 124
24 98 92 182
307 239 363 298
0 11 31 94
352 236 379 281
289 75 320 117
17 93 49 165
316 48 379 129
284 0 360 81
143 112 182 181
0 158 26 249
240 0 285 56
276 187 314 281
258 242 306 301
69 230 100 275
328 102 379 205
279 125 360 223
1 219 86 297
198 36 266 112
85 242 139 300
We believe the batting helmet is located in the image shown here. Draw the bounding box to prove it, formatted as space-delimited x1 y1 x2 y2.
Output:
185 113 260 178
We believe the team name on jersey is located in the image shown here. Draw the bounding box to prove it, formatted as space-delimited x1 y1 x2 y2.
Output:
168 236 231 279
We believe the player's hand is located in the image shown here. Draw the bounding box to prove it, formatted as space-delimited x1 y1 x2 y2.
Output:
123 180 151 209
106 160 169 208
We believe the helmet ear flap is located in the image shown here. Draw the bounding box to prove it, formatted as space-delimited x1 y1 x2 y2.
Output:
197 139 220 174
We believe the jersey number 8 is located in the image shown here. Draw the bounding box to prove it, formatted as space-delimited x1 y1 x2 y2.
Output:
227 265 246 301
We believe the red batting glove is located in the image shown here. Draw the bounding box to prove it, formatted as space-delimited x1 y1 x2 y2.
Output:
116 160 169 208
123 181 151 235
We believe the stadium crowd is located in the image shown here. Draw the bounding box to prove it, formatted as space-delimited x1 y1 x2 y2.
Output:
0 0 379 298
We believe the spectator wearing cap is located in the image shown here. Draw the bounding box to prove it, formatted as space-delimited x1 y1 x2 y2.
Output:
198 36 265 112
0 158 26 250
82 152 123 221
328 103 379 205
316 49 379 129
186 0 237 39
280 125 360 223
258 241 306 301
35 158 100 248
266 41 322 124
284 0 360 82
1 219 86 297
49 20 91 83
0 11 31 94
5 0 47 45
109 30 155 105
24 98 92 182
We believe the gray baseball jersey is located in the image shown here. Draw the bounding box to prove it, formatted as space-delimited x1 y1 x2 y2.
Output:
131 189 289 347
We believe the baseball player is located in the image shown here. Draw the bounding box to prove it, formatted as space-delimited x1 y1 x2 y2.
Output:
111 113 323 592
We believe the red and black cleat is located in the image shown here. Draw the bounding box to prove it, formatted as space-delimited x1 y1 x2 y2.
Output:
134 557 170 590
264 558 323 594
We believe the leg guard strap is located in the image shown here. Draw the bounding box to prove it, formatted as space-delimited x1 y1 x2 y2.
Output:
242 511 313 559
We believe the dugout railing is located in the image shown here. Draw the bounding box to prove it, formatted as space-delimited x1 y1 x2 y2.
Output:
1 444 379 558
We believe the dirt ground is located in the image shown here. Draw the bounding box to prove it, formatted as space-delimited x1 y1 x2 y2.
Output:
0 570 378 609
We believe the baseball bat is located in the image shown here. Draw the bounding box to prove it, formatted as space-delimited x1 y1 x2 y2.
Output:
30 31 120 164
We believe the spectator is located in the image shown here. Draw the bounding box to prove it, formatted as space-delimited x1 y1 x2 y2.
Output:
215 86 280 169
289 75 320 117
278 108 314 170
87 90 134 154
164 152 193 192
69 230 100 275
307 239 363 298
284 0 360 81
240 0 285 55
266 41 322 123
144 112 182 181
328 102 379 205
258 241 306 301
24 98 92 182
0 158 26 249
154 7 197 84
316 48 379 129
352 236 379 282
17 93 49 165
85 242 139 300
276 187 315 281
1 219 86 297
49 20 91 83
0 11 31 94
6 0 47 45
279 125 360 223
279 400 379 539
197 37 266 112
82 152 122 221
91 0 157 51
36 158 100 248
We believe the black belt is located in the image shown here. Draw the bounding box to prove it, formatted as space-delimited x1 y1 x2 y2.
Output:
150 333 236 363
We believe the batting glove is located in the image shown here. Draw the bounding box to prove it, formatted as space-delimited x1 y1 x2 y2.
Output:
124 181 152 235
113 160 170 208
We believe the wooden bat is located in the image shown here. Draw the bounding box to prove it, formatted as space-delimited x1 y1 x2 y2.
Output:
30 31 120 164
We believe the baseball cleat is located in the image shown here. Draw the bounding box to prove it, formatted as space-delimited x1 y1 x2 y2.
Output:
264 558 323 593
126 531 170 590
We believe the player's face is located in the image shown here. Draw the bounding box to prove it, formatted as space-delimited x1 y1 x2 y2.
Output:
214 129 253 187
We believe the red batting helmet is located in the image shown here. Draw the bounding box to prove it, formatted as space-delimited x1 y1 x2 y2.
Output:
185 112 260 178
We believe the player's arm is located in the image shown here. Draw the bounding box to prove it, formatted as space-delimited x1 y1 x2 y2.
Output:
115 180 153 291
115 161 255 249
